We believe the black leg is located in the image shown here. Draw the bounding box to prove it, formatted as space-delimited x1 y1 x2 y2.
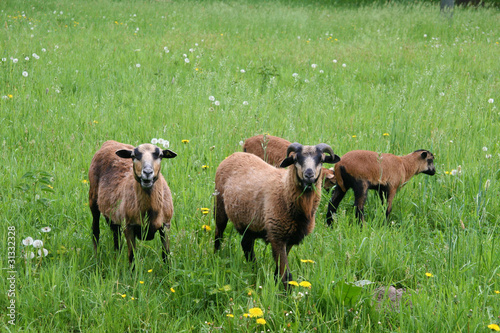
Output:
326 187 347 226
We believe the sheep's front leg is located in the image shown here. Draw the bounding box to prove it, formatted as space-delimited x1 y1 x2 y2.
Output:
110 223 121 251
124 226 136 265
353 182 369 223
385 188 397 219
326 187 346 226
241 232 256 262
159 224 170 262
90 202 100 252
271 241 292 289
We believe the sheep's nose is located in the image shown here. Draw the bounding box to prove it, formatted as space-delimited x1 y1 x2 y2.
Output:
304 169 315 183
142 168 154 180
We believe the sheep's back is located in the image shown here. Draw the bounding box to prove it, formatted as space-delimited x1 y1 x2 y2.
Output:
243 135 290 167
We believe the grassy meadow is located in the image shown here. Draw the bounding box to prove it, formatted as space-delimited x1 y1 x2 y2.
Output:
1 0 499 331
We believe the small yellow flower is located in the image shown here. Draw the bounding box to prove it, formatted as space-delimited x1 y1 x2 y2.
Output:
202 165 209 169
247 291 252 296
488 324 500 331
425 272 433 278
170 287 175 293
182 139 189 144
131 297 135 300
148 269 153 273
351 135 357 138
383 133 389 136
249 307 264 318
494 290 500 294
243 313 250 318
256 318 266 325
288 281 299 287
299 281 312 288
82 179 88 184
121 294 126 298
226 314 234 318
202 225 212 231
139 281 144 284
195 68 199 71
8 94 13 98
201 208 210 214
300 259 315 263
445 171 450 175
93 120 98 124
47 185 54 189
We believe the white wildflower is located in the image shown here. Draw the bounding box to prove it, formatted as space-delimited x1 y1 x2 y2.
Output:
240 69 246 73
342 63 346 68
41 226 51 233
319 70 324 74
33 240 44 248
33 53 40 59
38 248 49 257
22 237 34 246
25 252 35 259
214 101 220 106
486 154 492 159
151 138 158 144
482 147 488 152
243 101 249 105
163 140 169 148
13 58 18 63
22 71 28 77
25 56 29 61
292 73 299 78
184 58 190 63
158 138 165 145
209 96 215 101
333 59 337 63
488 98 494 103
311 64 317 69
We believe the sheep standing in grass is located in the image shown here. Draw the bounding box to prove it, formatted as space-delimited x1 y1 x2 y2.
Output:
243 134 336 190
214 143 340 288
89 140 177 264
325 149 435 225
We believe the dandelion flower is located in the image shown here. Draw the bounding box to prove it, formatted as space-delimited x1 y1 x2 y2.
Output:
214 101 220 106
170 288 175 293
25 57 30 61
202 225 212 231
311 64 317 69
352 135 357 138
151 138 158 144
240 69 246 73
184 58 190 63
22 71 29 77
494 290 499 294
425 272 433 277
42 48 46 52
483 147 488 152
226 314 234 318
333 59 337 63
299 281 312 288
38 248 49 257
243 313 250 318
300 259 315 263
148 269 153 273
41 226 51 233
182 139 189 144
82 180 88 184
383 133 390 136
163 141 170 148
488 98 494 104
249 307 264 318
342 63 346 68
121 294 126 298
25 252 35 259
256 318 266 325
243 101 249 105
13 58 18 63
139 281 144 284
22 237 34 246
292 73 299 78
288 281 299 287
209 96 215 101
136 63 141 68
33 53 40 59
319 70 324 74
488 324 500 331
33 240 43 248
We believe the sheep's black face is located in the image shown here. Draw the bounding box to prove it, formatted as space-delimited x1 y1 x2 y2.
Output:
417 150 436 176
116 144 177 190
281 144 340 190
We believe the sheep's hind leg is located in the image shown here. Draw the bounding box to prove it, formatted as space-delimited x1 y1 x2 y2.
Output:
271 241 292 289
353 182 368 223
159 224 170 263
214 194 228 252
124 226 136 266
110 221 121 251
241 232 256 262
90 201 101 252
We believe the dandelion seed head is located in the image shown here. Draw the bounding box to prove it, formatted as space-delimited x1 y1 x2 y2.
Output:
33 240 43 248
243 101 249 105
22 237 34 246
41 226 51 233
488 98 494 104
482 147 488 151
333 59 337 63
240 69 246 73
311 64 317 69
214 100 220 106
209 95 215 101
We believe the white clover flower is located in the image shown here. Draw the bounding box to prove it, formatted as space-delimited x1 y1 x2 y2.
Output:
214 100 220 106
22 237 34 246
55 89 60 93
239 141 244 146
136 63 141 68
38 248 49 257
209 96 215 101
292 73 299 78
311 64 317 69
482 147 488 151
240 69 246 73
184 58 190 63
333 59 337 63
13 58 18 63
342 63 347 68
243 101 249 105
22 71 28 77
33 240 43 248
55 45 59 49
488 98 494 103
163 140 170 148
151 138 158 144
41 226 51 233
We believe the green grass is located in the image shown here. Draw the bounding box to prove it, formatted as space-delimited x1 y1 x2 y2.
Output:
1 0 499 331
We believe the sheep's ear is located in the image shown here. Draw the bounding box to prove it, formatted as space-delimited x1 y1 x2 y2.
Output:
420 151 428 159
116 149 134 159
323 154 341 164
279 156 295 168
161 149 177 159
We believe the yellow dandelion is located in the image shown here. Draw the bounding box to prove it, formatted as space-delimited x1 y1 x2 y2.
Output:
201 208 210 214
335 38 338 41
249 307 264 318
299 281 312 288
352 135 357 138
247 291 252 296
300 259 315 263
494 290 500 294
170 287 175 293
139 281 144 284
182 139 189 144
82 179 88 184
202 165 209 169
445 171 450 175
288 281 299 287
131 297 135 300
488 324 500 331
383 133 390 136
202 225 212 231
121 294 126 298
226 314 234 318
243 313 250 318
8 94 13 98
148 269 153 273
47 185 53 189
93 120 98 124
195 68 199 71
256 318 266 325
425 272 434 278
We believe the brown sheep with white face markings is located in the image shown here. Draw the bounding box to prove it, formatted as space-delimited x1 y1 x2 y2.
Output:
89 140 177 264
325 149 435 225
243 134 336 190
214 143 340 289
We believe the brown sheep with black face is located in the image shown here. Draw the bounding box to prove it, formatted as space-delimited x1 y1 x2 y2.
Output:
326 149 435 225
243 134 336 190
89 140 177 264
214 143 340 289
